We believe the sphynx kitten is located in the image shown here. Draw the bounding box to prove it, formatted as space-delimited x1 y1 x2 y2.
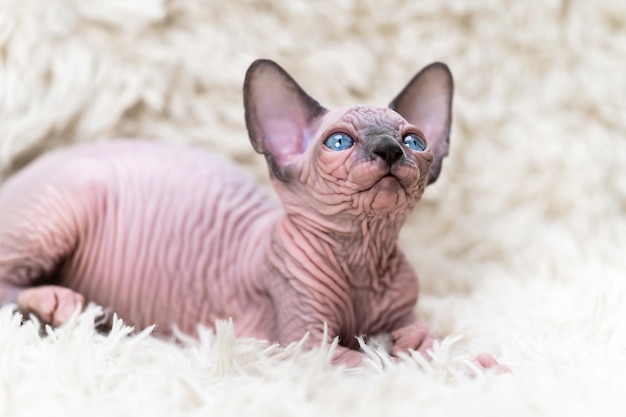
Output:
0 59 505 370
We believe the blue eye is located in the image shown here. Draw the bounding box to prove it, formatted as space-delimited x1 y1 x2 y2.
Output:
324 133 355 151
403 134 427 152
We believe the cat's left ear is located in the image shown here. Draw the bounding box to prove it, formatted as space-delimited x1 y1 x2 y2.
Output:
389 63 453 185
244 59 327 181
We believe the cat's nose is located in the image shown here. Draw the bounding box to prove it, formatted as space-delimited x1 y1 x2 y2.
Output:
370 136 404 166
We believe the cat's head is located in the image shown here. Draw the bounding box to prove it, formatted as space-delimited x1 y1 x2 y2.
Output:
244 59 453 219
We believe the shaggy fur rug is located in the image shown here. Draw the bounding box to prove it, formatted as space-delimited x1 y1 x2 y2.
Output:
1 0 625 415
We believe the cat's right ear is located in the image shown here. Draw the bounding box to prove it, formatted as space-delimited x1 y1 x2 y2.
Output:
389 63 453 185
244 59 327 181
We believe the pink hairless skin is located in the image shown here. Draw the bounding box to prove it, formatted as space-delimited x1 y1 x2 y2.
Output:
0 59 507 371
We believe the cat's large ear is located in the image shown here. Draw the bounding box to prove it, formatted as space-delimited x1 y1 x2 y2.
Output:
389 63 453 185
244 59 327 181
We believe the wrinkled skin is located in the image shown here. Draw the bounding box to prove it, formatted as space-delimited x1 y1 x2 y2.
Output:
0 60 506 371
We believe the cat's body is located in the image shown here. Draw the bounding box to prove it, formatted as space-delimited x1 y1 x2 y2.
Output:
0 60 505 368
0 141 282 340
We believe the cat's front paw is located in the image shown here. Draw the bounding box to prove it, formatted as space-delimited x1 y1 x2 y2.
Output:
390 321 437 356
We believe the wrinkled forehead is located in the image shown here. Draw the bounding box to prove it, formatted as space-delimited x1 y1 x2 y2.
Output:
321 105 408 137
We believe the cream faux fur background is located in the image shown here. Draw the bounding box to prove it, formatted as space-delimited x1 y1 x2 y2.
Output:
1 0 625 416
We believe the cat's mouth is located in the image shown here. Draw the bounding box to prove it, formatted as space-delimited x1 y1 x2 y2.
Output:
348 160 420 196
366 172 405 193
355 170 416 211
375 173 400 187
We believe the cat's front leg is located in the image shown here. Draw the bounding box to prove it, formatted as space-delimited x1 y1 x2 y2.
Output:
280 319 367 367
274 303 368 367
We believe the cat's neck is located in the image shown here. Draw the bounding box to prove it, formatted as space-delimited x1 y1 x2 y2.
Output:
271 210 406 290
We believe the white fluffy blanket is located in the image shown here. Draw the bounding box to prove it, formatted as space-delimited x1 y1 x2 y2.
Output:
1 1 625 415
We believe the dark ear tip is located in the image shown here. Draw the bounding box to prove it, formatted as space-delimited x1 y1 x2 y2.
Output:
245 59 287 82
245 59 270 87
388 62 454 111
421 62 454 85
247 58 279 71
424 61 451 71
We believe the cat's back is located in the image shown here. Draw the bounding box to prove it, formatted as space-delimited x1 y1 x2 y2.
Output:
0 140 280 333
0 140 280 246
1 140 268 208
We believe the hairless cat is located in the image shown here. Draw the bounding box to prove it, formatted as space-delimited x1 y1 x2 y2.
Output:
0 59 506 370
